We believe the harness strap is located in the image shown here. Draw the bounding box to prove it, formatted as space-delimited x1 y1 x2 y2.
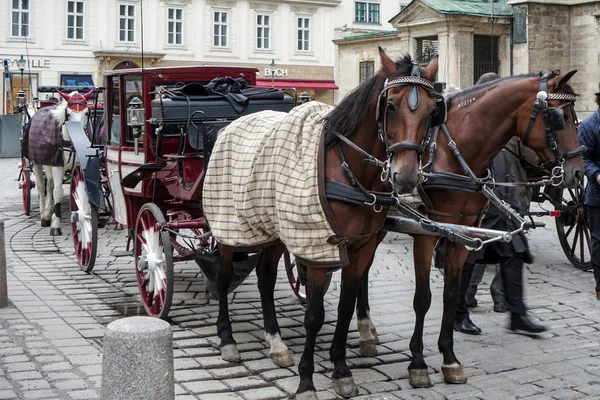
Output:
325 181 396 207
522 100 541 146
333 131 386 168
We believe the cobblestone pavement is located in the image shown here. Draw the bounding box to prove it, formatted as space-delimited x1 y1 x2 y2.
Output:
1 157 600 399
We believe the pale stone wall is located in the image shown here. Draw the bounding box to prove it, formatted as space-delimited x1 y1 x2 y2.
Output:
334 35 402 103
569 3 600 117
518 2 600 117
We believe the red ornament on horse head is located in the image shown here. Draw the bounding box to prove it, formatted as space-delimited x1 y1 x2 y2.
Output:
57 88 95 112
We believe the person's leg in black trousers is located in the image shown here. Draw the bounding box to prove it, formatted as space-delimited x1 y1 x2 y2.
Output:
587 206 600 298
499 255 546 333
454 262 481 335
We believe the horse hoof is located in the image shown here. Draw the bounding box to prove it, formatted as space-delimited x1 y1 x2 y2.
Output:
371 327 380 345
41 219 51 227
409 368 432 388
295 391 318 400
50 228 62 236
359 338 377 357
220 344 240 363
442 363 467 384
271 350 294 367
333 376 359 398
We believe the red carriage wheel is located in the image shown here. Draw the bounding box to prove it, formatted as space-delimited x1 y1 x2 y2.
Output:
70 165 98 272
555 186 592 271
284 248 332 304
21 166 31 216
134 203 174 319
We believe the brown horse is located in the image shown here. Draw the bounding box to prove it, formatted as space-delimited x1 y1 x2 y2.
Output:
356 70 584 387
209 48 440 400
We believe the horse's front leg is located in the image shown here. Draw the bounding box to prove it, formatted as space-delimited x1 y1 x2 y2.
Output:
356 231 386 357
296 267 328 400
257 244 293 367
408 234 437 388
33 164 49 226
49 166 64 236
438 240 470 384
216 245 239 363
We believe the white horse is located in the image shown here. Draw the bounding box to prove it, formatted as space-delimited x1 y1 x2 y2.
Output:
27 89 94 236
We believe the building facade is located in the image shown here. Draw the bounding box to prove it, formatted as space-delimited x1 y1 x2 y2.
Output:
334 0 512 101
335 0 600 117
509 0 600 117
2 0 343 114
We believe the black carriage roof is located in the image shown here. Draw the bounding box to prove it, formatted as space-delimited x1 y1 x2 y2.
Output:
37 86 97 93
102 65 259 77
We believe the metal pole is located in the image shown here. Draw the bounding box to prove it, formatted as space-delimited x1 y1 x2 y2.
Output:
0 220 8 308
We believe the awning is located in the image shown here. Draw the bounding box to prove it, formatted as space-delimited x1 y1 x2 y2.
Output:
255 78 339 90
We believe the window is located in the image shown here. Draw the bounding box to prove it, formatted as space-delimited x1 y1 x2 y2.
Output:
12 0 30 37
61 74 94 88
213 11 228 47
66 1 84 40
297 17 310 52
256 14 270 50
416 36 438 66
355 1 380 24
359 61 374 83
119 4 135 42
473 35 500 84
167 7 183 45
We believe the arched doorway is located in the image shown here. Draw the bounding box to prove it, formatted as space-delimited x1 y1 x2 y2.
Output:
113 60 140 70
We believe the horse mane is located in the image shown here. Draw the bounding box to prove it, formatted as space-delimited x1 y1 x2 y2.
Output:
322 54 417 148
50 96 69 126
446 72 576 111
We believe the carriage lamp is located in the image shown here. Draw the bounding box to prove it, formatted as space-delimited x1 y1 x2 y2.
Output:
127 96 145 155
16 54 26 109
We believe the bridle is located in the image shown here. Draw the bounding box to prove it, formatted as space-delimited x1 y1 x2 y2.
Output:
376 61 445 157
521 72 584 183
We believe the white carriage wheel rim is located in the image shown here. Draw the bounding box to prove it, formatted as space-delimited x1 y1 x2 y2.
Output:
141 226 168 297
73 175 93 249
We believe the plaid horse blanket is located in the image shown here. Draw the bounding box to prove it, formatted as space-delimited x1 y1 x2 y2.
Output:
23 107 66 166
203 101 347 267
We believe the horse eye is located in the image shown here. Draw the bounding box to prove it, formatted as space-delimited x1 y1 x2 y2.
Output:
387 102 395 112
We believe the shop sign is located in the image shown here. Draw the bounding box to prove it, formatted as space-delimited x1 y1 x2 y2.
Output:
4 58 51 69
264 68 288 77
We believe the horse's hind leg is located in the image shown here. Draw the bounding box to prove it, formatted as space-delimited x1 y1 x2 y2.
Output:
216 245 240 363
356 231 387 357
33 164 50 226
438 240 469 385
408 234 437 388
257 243 293 367
49 166 65 236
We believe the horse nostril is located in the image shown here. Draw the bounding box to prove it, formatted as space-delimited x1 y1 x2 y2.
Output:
575 169 583 181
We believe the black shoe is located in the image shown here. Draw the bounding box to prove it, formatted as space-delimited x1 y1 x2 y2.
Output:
493 301 509 313
510 314 547 334
466 296 478 308
454 318 482 335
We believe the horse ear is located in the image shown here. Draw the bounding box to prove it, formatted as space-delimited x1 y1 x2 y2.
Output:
378 46 397 73
57 90 70 101
420 56 439 82
551 70 577 89
82 88 95 101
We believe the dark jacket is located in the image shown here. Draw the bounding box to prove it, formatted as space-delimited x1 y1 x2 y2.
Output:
577 110 600 207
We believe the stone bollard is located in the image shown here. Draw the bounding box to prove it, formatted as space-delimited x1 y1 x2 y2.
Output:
0 221 7 308
101 316 174 400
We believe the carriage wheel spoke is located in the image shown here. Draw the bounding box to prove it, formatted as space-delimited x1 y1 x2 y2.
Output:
563 222 576 240
579 223 584 262
571 224 580 256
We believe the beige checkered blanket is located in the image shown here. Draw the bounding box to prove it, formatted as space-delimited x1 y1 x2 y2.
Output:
203 101 346 265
